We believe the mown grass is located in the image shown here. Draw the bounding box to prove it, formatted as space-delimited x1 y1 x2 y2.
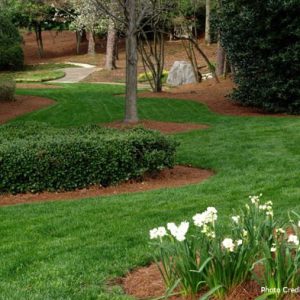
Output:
0 83 300 299
0 63 76 83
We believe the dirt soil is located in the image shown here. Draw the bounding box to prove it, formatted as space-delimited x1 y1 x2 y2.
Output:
122 263 300 300
105 120 209 134
139 78 296 117
22 30 120 65
0 95 55 124
0 166 213 207
23 31 87 64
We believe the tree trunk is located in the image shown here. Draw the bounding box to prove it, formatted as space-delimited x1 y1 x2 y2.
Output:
35 23 44 58
75 30 82 55
124 0 138 123
105 19 117 70
205 0 211 45
115 36 119 60
82 30 88 42
216 41 225 76
87 31 95 55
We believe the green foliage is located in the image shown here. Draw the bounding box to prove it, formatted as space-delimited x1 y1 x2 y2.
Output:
138 70 169 83
0 75 15 101
0 13 24 70
0 123 178 194
218 0 300 113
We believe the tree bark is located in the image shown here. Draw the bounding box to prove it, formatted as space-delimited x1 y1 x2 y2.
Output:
75 30 82 55
124 0 138 123
105 19 117 70
35 23 44 58
216 41 225 76
87 31 95 55
205 0 211 45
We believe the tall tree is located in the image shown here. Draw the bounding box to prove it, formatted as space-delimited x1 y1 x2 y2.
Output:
205 0 211 44
95 0 159 123
216 41 225 76
105 18 117 70
123 0 138 122
69 0 109 56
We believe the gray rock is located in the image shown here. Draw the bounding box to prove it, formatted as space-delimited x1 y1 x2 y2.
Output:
167 61 197 86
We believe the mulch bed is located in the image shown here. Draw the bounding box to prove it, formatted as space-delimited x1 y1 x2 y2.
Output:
0 166 213 207
105 120 209 134
122 263 300 300
0 95 55 124
139 78 297 117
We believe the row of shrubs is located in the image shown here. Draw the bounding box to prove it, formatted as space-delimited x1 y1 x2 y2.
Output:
0 123 178 194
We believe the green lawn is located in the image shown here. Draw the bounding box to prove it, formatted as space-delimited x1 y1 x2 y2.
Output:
0 83 300 299
0 63 76 83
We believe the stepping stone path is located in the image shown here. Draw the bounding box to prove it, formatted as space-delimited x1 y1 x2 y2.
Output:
51 62 101 83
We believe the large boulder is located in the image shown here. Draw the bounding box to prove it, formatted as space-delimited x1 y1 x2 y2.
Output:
167 61 197 86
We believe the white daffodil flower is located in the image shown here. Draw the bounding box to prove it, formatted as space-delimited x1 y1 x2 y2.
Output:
222 238 235 252
232 215 240 223
193 207 217 228
270 244 276 252
288 234 299 246
167 221 189 242
149 226 167 240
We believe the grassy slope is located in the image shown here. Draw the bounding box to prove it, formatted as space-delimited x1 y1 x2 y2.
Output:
0 84 300 299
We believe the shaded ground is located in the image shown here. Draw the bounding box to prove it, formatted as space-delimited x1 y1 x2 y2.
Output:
105 120 209 134
22 31 217 83
0 166 213 207
23 31 88 64
22 30 120 66
0 95 55 124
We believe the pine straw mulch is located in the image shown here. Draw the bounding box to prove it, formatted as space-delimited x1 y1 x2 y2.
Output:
0 95 55 124
122 262 300 300
104 120 209 134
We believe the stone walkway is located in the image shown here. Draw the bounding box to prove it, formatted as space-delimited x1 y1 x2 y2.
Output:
51 62 101 83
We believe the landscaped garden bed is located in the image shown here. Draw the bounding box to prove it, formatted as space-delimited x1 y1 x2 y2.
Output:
123 195 300 300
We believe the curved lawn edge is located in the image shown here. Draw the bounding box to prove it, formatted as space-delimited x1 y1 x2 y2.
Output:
0 166 214 206
0 95 56 124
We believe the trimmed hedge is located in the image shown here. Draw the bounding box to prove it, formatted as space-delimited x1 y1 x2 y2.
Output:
0 123 178 194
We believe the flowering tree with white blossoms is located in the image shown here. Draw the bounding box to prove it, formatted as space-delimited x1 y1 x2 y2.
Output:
149 195 300 299
69 0 108 55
